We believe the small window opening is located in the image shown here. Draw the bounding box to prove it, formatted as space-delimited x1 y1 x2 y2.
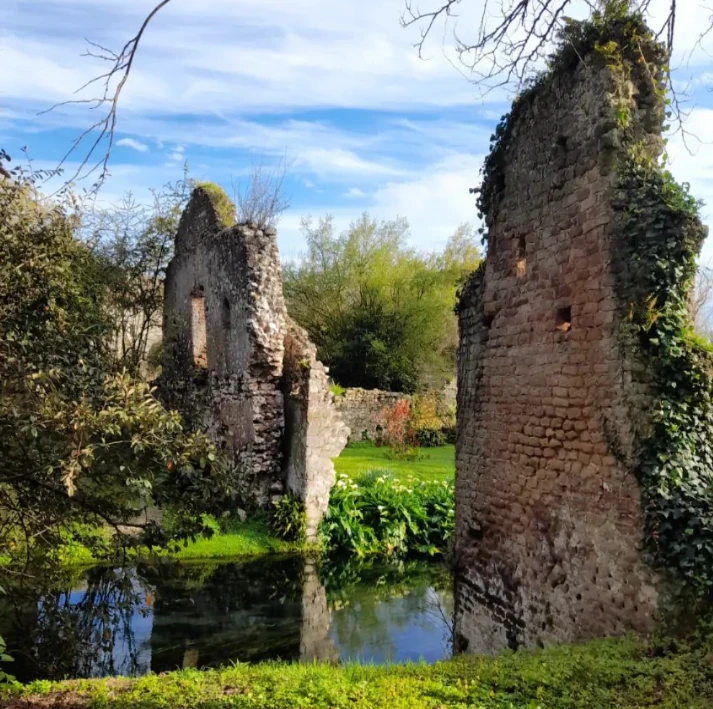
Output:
556 306 572 332
515 235 526 277
221 297 231 331
483 313 494 329
191 293 208 367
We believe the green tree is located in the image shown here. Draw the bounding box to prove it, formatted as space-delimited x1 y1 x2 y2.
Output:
0 166 229 560
83 174 191 377
283 213 480 392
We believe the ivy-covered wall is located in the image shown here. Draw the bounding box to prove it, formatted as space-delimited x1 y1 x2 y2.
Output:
455 5 710 652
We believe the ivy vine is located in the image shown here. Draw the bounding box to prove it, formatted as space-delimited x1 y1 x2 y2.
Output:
616 153 713 592
472 1 713 594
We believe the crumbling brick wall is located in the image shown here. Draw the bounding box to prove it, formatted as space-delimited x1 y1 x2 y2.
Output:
454 47 665 652
162 187 347 535
283 321 349 539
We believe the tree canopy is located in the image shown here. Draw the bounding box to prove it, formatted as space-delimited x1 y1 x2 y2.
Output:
283 213 480 392
0 167 230 560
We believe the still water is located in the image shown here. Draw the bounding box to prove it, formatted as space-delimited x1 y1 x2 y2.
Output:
0 556 453 682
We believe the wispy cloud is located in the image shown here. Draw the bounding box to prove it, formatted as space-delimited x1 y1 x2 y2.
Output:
117 137 149 153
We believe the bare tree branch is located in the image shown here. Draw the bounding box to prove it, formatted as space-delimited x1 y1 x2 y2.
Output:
231 154 294 228
43 0 173 193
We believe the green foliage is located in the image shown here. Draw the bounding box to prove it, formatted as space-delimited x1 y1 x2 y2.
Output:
0 634 13 685
0 587 13 685
320 473 454 558
283 215 480 392
412 427 447 448
193 181 236 229
270 494 307 544
0 168 231 562
329 381 347 397
7 635 713 707
615 152 713 592
86 175 191 376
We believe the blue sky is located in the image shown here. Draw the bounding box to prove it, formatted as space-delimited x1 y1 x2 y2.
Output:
3 0 713 261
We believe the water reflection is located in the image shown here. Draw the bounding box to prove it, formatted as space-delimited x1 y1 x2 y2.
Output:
0 556 452 682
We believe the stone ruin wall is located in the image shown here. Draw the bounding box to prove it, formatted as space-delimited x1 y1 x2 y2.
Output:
334 382 456 443
454 54 664 653
161 188 348 537
283 321 349 539
334 389 409 443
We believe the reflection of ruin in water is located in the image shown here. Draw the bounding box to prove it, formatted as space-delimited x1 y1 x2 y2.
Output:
0 556 452 682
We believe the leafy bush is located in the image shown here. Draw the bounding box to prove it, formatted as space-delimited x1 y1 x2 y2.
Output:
320 472 454 558
0 585 13 685
0 166 230 562
375 399 411 452
270 494 307 543
412 427 447 448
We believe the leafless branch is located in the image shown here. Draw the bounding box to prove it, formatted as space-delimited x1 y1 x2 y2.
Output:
231 154 294 228
400 1 685 96
43 0 173 193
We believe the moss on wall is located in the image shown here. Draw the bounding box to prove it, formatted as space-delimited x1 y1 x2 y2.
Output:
193 181 236 229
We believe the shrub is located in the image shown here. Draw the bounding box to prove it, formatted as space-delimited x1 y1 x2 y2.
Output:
270 493 307 543
413 427 447 448
320 472 454 558
329 381 346 397
375 399 411 452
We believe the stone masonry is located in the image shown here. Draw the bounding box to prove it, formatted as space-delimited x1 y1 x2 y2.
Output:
334 382 456 443
454 51 665 652
334 388 409 443
283 321 349 540
162 187 348 538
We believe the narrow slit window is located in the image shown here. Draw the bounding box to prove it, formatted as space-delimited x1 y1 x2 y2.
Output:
221 297 231 331
191 293 208 367
556 306 572 332
516 235 526 277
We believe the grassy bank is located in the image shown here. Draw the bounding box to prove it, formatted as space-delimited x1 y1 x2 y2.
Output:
4 636 713 708
2 443 455 570
39 519 302 567
333 442 455 482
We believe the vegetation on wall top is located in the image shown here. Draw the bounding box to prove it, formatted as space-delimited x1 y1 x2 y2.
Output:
194 181 236 230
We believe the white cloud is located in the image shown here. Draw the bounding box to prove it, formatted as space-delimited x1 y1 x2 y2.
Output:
117 137 149 152
344 187 365 198
370 153 483 252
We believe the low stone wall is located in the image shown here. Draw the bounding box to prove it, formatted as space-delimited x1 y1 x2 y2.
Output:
334 388 409 443
334 381 456 444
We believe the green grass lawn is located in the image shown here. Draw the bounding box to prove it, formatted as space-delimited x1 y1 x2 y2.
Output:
333 442 454 482
6 636 713 708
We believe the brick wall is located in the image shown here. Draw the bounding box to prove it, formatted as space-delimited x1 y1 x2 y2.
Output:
454 54 663 652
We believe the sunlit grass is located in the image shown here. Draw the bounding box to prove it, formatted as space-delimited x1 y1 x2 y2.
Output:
7 636 713 708
333 442 454 482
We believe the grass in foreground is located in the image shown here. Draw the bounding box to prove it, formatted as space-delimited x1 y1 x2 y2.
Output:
333 442 455 482
4 637 713 708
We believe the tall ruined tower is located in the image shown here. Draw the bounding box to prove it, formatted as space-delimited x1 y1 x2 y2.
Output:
454 15 709 651
161 185 348 538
